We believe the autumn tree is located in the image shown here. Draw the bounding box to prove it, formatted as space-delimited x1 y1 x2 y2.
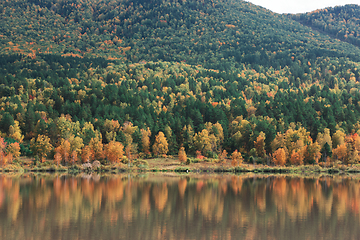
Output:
332 143 347 163
104 119 121 143
140 127 151 154
153 131 168 156
230 117 253 152
231 150 243 166
121 121 138 160
8 121 24 143
56 115 80 140
193 129 217 157
30 135 53 162
316 128 332 151
7 142 20 160
272 148 286 166
254 131 266 158
178 146 187 163
81 145 92 163
89 136 104 160
105 141 124 163
304 140 321 164
290 149 304 165
54 150 62 165
55 139 71 164
332 129 345 149
219 150 228 163
80 122 99 145
0 138 7 165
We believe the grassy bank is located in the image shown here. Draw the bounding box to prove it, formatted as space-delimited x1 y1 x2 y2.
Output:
2 156 360 175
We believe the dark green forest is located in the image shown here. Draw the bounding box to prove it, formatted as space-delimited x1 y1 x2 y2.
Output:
1 0 360 166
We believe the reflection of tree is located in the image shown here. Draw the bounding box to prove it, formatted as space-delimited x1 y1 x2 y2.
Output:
152 183 168 212
0 174 359 239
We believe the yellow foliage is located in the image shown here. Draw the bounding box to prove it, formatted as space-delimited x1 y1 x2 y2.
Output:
141 128 151 154
7 142 20 159
254 131 266 157
8 121 23 143
30 135 53 162
152 132 168 156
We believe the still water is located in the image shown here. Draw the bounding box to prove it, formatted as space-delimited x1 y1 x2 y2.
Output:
0 173 359 240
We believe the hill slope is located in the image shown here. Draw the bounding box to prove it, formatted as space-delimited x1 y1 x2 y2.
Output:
1 0 360 70
291 4 360 48
1 0 360 165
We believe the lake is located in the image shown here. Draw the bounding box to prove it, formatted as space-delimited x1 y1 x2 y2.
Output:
0 173 359 240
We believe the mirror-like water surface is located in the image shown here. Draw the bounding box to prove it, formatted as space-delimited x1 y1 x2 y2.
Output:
0 173 359 240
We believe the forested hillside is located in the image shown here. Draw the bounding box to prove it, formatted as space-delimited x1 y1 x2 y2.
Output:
1 0 360 167
291 4 360 48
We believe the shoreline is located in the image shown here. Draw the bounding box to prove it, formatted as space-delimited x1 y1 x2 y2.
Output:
2 156 360 175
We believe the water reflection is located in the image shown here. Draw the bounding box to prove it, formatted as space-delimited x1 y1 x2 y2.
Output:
0 173 359 240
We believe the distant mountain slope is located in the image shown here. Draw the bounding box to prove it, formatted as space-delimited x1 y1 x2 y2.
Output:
291 4 360 48
1 0 360 71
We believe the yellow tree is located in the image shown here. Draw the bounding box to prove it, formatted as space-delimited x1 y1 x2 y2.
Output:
152 132 168 156
105 141 124 163
89 136 104 160
254 131 266 158
141 127 151 154
30 135 53 162
205 122 224 145
122 121 138 159
178 146 187 163
7 142 20 160
56 115 80 140
193 129 217 156
8 121 23 143
332 129 345 149
104 119 121 142
316 128 332 151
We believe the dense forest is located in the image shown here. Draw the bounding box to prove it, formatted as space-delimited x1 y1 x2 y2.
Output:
291 4 360 48
1 0 360 167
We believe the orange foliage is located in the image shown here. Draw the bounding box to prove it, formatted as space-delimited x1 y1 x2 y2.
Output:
272 148 286 166
290 150 304 165
105 141 124 163
196 150 204 160
332 143 348 163
178 147 187 163
54 151 61 165
81 145 92 163
178 179 187 198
